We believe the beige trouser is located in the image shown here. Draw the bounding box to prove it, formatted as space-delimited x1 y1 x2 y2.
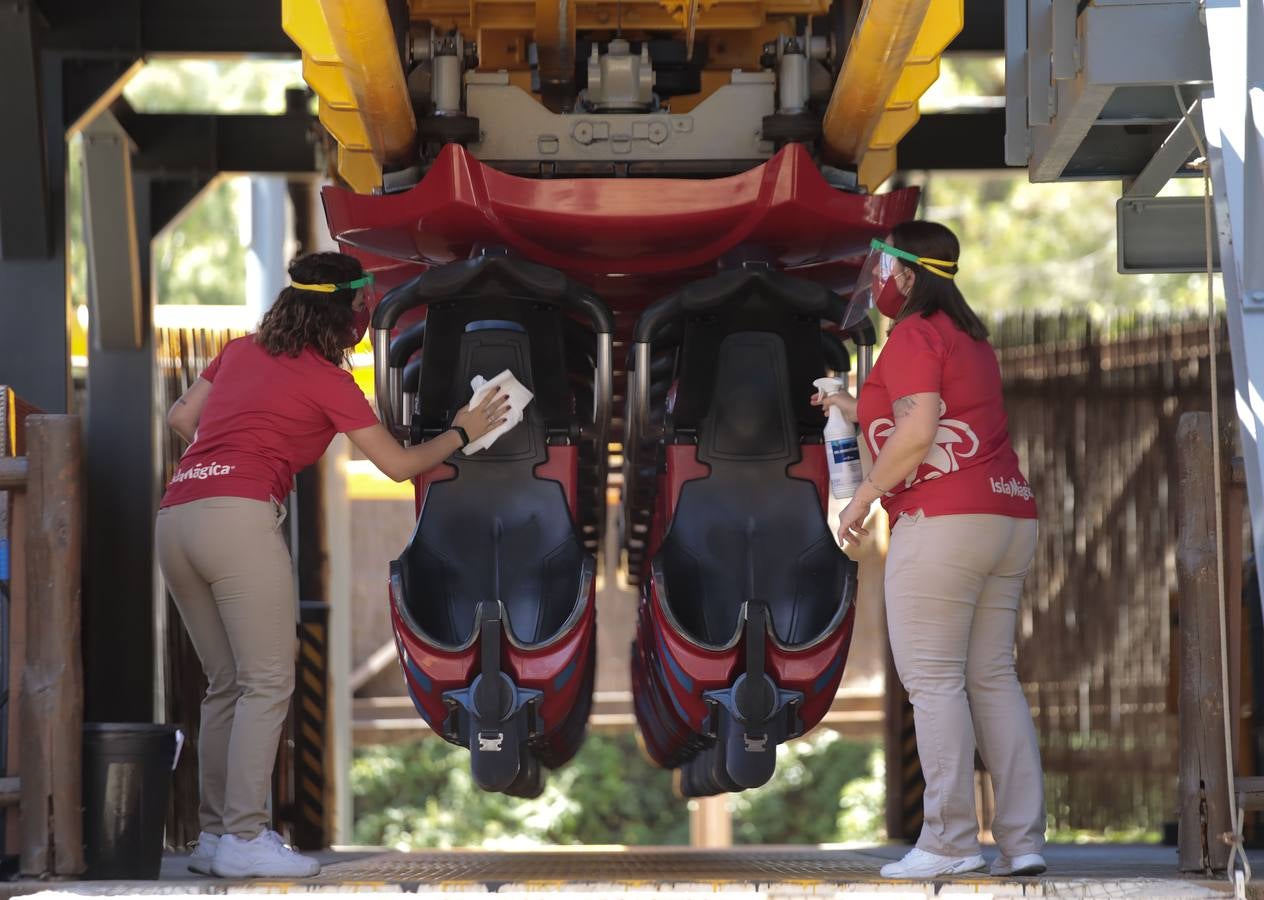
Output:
885 512 1045 859
155 497 298 839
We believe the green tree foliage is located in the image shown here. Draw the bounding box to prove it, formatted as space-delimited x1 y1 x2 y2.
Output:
352 733 689 848
123 59 305 115
921 174 1222 318
152 179 248 306
352 731 882 848
732 732 880 845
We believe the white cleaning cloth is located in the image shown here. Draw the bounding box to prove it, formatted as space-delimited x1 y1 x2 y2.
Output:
463 369 534 455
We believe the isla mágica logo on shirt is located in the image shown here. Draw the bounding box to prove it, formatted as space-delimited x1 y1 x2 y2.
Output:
989 476 1033 500
170 461 236 484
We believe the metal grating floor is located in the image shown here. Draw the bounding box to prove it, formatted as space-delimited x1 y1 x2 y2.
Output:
4 845 1262 898
318 848 885 883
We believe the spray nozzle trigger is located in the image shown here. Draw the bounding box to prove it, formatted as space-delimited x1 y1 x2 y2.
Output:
813 377 844 398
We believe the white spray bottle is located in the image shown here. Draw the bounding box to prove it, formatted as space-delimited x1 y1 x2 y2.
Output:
813 377 863 501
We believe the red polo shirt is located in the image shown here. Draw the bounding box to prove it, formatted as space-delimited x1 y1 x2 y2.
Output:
857 311 1036 522
160 336 378 508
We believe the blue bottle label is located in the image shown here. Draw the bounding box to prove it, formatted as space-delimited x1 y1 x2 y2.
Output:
0 539 8 582
828 437 860 465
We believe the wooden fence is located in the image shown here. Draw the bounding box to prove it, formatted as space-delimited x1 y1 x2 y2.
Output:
993 312 1241 835
155 314 1251 843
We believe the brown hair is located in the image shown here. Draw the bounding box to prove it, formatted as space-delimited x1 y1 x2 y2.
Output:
256 252 364 365
889 220 989 341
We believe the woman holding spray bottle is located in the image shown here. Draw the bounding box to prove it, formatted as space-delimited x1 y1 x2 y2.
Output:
812 221 1044 879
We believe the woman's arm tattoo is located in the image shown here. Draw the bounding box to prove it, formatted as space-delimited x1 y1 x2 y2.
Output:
892 395 920 418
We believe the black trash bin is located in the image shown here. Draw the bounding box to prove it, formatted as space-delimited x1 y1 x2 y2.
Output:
83 723 183 879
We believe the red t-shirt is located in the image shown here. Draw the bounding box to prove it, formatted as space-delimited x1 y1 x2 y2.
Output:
857 311 1036 522
160 337 379 508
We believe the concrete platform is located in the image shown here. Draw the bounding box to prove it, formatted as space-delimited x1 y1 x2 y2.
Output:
4 844 1261 898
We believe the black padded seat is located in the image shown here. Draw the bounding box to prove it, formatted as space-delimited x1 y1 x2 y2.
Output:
655 331 853 647
397 327 585 647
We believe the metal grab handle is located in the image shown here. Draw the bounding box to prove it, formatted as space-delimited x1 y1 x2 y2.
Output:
372 328 405 438
632 341 653 446
846 317 877 390
857 345 873 391
593 333 613 451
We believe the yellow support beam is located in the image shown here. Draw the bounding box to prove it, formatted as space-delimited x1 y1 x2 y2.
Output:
821 0 962 191
284 0 418 193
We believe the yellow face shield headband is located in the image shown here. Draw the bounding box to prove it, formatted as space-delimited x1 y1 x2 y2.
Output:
290 272 375 293
870 238 958 280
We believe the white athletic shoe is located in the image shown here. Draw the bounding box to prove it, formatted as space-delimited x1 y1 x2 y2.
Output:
210 830 320 878
187 832 219 875
990 852 1047 876
880 847 987 878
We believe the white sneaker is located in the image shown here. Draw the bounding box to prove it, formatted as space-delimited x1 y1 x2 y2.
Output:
991 852 1047 876
210 830 320 878
880 847 987 878
187 831 219 875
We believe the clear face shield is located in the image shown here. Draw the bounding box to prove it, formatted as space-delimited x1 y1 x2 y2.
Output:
841 239 899 331
842 238 958 328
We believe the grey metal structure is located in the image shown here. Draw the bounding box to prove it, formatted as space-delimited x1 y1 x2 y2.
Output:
466 70 777 172
1203 0 1264 626
1006 0 1214 266
1006 0 1264 625
583 39 655 111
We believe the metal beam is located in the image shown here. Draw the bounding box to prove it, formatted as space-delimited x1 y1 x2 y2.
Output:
1116 196 1221 273
898 107 1009 169
1029 1 1214 182
1203 0 1264 641
118 111 319 176
80 112 142 352
36 0 296 55
948 0 1004 51
1050 0 1077 82
1122 103 1200 198
1027 0 1053 128
1004 0 1028 164
0 54 69 413
81 165 157 724
1029 81 1114 181
1082 3 1212 88
0 2 49 259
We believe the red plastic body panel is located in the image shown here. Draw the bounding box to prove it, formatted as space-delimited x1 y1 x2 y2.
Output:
393 588 597 735
533 445 579 520
323 143 920 310
787 443 830 510
393 443 592 739
413 461 456 518
633 438 856 768
642 445 711 578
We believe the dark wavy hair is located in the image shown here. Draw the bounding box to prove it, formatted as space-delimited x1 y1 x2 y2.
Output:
890 220 989 341
256 252 364 365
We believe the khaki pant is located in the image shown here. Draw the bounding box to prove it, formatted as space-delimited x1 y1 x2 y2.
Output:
156 497 297 839
885 512 1044 859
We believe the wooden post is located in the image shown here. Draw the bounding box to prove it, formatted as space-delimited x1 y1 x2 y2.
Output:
19 416 85 877
1176 412 1232 872
689 795 732 847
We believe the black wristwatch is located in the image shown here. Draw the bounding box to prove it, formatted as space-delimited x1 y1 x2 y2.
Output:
449 425 470 448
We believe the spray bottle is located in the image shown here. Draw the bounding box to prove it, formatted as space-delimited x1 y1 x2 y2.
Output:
813 377 863 500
